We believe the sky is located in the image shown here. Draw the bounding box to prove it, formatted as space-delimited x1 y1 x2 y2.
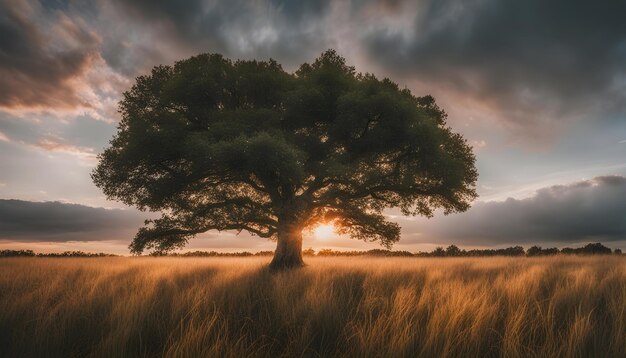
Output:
1 0 625 254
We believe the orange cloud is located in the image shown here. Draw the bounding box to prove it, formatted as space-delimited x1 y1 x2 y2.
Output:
0 131 10 142
0 1 100 111
34 136 97 162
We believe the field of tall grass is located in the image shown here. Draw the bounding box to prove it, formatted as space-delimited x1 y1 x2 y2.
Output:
1 256 624 357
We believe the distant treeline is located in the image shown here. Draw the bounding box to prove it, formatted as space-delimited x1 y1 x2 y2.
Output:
0 243 622 258
157 250 275 257
168 243 620 257
310 243 621 257
0 250 117 257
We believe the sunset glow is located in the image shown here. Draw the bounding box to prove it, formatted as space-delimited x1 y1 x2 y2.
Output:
313 224 335 240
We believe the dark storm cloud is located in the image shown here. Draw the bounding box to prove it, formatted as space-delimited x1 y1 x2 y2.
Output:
0 199 146 241
0 0 99 109
8 0 624 135
364 0 626 136
403 176 626 245
100 0 626 142
105 0 333 71
110 0 330 42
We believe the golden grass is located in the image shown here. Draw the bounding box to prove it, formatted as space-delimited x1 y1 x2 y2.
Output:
0 256 624 357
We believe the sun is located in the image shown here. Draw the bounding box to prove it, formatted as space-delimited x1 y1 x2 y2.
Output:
313 224 336 240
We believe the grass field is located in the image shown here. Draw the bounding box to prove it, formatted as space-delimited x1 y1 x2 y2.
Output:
1 256 625 357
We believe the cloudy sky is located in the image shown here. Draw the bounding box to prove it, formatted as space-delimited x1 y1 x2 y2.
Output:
1 0 625 254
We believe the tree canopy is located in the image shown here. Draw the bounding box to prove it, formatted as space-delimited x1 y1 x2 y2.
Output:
92 50 478 267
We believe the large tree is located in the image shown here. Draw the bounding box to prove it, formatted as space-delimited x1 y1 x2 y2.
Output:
93 50 478 269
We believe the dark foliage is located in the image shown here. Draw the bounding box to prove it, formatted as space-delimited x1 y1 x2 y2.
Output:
92 50 478 259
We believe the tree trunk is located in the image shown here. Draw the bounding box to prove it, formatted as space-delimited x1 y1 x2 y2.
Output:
269 220 304 270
